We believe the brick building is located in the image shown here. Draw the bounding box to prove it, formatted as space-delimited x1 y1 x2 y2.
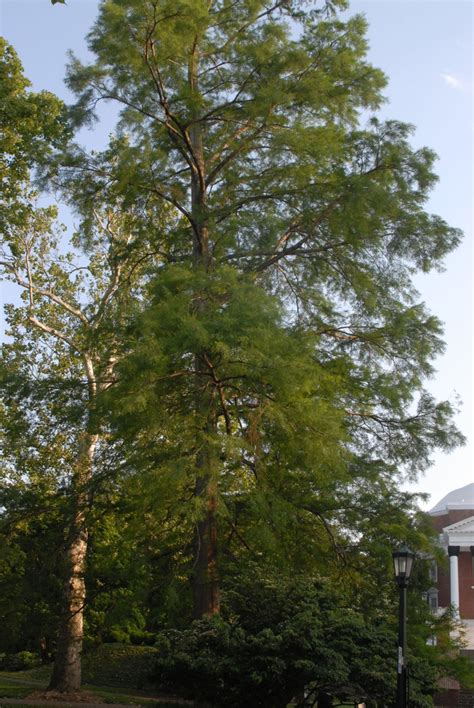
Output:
429 484 474 706
429 482 474 646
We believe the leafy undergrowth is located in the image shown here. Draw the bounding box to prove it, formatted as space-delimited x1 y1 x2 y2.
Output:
81 644 159 690
1 644 160 691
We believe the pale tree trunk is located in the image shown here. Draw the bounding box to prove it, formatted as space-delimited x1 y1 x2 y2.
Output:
188 40 220 619
7 213 123 690
49 414 98 690
49 517 87 690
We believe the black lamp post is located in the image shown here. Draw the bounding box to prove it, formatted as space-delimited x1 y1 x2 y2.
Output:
392 544 415 708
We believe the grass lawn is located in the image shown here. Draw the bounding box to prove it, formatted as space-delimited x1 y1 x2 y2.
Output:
0 677 32 698
0 671 191 707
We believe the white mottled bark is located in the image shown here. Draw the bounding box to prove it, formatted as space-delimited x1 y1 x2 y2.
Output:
48 430 98 692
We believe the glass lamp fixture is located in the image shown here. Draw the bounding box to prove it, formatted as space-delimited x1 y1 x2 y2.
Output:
392 544 415 585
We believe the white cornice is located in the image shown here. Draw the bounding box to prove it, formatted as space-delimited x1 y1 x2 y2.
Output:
441 515 474 548
443 515 474 533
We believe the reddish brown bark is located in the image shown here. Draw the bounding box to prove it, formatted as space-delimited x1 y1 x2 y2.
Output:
187 37 220 619
193 477 220 618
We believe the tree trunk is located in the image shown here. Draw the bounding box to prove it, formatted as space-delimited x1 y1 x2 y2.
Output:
192 475 220 618
191 358 220 618
48 431 98 693
187 39 220 619
39 637 51 665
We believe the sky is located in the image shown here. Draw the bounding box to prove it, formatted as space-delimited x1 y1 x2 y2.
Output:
0 0 472 510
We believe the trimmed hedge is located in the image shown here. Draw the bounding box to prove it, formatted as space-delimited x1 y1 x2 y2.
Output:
82 643 159 689
0 652 41 671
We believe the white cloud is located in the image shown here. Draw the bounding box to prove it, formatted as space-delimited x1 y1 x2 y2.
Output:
441 72 464 90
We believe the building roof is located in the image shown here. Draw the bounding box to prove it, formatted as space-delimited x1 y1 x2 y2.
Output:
429 482 474 515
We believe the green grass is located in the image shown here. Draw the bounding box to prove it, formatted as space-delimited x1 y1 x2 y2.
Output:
0 672 190 706
0 667 50 684
0 677 32 698
0 645 191 706
83 683 190 706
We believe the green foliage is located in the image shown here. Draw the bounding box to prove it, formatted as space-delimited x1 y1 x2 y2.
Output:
0 0 468 699
0 517 63 655
0 652 41 672
0 39 67 240
153 570 458 707
81 644 159 689
64 0 465 542
0 368 66 654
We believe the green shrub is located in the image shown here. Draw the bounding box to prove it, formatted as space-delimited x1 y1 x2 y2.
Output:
0 651 41 671
130 630 156 646
152 575 397 707
82 643 159 689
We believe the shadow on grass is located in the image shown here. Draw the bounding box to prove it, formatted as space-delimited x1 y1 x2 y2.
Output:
0 672 191 707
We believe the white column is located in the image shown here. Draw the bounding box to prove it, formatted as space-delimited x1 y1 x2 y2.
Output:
448 546 460 617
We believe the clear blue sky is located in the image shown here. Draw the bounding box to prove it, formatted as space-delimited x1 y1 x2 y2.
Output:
1 0 472 509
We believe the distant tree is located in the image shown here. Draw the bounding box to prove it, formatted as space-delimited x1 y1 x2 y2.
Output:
59 0 464 619
0 37 65 240
0 389 64 658
0 34 67 664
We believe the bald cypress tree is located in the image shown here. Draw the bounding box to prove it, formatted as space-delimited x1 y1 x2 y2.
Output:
58 0 462 619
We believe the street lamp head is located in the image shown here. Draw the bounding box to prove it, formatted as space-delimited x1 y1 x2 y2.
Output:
392 543 415 586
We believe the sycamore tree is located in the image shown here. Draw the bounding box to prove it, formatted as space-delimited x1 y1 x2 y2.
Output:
54 0 464 620
0 204 141 691
0 195 160 692
0 37 165 691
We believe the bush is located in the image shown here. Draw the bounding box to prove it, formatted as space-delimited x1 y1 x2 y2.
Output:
152 568 469 707
152 575 397 707
81 643 159 689
0 651 41 671
154 616 308 708
130 630 156 646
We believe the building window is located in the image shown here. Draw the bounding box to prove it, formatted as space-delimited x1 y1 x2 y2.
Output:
423 588 438 612
428 560 438 583
428 590 438 612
